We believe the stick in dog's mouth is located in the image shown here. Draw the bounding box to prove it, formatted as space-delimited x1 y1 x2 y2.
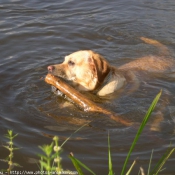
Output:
44 73 133 127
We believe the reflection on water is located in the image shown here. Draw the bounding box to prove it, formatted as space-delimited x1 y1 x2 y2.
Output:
0 0 175 174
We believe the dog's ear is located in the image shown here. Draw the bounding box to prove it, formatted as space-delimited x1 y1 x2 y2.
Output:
86 51 110 85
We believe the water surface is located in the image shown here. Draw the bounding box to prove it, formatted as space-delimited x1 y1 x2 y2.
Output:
0 0 175 174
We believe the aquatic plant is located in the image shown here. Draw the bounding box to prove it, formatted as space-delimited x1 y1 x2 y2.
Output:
1 91 175 175
38 136 62 175
121 91 162 175
0 130 21 175
65 91 175 175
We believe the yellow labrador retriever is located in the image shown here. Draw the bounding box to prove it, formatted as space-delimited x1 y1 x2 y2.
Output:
47 37 175 96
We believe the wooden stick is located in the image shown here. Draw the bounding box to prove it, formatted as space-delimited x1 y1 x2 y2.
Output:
45 74 132 126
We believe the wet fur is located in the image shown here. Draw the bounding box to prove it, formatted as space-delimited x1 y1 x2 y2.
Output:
48 37 175 96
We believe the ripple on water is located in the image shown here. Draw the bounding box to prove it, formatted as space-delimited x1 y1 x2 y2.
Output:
0 0 175 173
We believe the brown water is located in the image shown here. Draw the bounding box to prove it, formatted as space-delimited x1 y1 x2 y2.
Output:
0 0 175 174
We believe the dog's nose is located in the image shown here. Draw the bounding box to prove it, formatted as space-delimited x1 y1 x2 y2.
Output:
47 65 55 72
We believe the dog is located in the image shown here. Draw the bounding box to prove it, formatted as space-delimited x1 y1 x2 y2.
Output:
47 37 175 97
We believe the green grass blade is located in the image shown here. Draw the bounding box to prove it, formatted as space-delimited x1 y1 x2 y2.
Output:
126 160 136 175
147 149 154 175
151 147 175 175
61 122 89 148
69 153 96 175
69 154 84 175
121 90 162 175
150 146 171 174
108 132 113 175
138 168 141 175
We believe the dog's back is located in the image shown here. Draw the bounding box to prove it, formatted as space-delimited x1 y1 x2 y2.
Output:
119 37 175 72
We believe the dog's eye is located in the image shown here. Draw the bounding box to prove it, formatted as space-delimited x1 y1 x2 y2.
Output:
68 60 75 66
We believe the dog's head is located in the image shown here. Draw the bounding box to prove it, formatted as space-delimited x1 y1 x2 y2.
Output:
48 50 110 91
